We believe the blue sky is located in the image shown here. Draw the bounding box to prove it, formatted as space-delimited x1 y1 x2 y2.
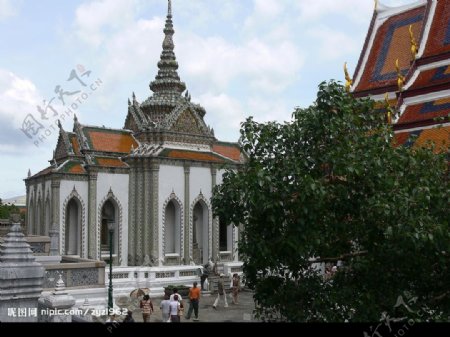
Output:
0 0 414 199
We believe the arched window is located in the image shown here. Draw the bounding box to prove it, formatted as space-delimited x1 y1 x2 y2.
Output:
65 198 81 255
165 200 181 255
193 200 209 264
100 199 118 260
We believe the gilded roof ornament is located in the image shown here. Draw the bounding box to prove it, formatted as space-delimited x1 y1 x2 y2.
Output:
344 62 353 93
395 59 405 92
384 93 393 125
409 25 418 61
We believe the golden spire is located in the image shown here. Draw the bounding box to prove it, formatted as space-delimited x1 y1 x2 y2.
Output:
409 25 418 61
384 93 393 125
344 62 353 93
395 59 405 91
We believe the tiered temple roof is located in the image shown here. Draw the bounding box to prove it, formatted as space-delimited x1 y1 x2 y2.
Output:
351 0 449 152
27 1 243 182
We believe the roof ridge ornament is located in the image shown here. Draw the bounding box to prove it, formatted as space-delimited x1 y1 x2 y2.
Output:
168 0 172 17
395 59 405 92
384 93 393 125
374 0 378 12
344 62 353 93
409 25 418 61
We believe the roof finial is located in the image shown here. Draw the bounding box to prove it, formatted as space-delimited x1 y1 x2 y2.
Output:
28 169 31 178
168 0 172 17
374 0 378 12
384 93 393 125
395 59 405 92
409 25 418 61
344 62 353 93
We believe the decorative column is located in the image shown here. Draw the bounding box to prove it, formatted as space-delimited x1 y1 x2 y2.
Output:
150 162 160 265
88 172 98 259
135 159 144 265
183 164 190 265
49 225 60 256
211 166 219 261
127 159 136 266
0 218 45 322
143 161 152 259
51 180 60 242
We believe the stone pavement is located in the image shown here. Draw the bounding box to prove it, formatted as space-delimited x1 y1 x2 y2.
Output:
128 289 258 323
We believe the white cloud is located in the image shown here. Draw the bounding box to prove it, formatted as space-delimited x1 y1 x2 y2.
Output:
296 0 373 25
179 33 304 94
0 69 41 126
0 0 17 21
199 92 246 141
306 25 360 61
74 0 138 47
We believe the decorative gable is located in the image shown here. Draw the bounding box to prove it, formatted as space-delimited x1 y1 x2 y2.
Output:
171 109 204 135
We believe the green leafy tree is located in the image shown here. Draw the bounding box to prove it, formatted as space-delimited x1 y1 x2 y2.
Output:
212 81 449 322
0 198 22 220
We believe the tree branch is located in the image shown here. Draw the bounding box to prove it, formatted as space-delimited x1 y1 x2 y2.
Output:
309 250 368 263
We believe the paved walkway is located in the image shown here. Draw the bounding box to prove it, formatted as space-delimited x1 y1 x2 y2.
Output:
127 290 258 323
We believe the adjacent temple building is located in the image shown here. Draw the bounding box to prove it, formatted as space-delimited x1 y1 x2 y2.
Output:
350 0 449 151
25 1 244 268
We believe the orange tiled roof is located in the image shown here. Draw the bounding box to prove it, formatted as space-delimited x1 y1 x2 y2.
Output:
213 143 241 161
414 126 449 153
159 149 228 163
393 125 449 153
398 99 450 126
69 134 81 155
84 128 138 153
60 161 86 174
408 65 450 90
94 157 127 168
422 0 450 58
354 6 426 93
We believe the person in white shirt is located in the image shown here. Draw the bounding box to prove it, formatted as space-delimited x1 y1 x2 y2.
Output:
168 295 181 322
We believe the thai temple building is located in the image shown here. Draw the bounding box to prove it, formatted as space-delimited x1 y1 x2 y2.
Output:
24 0 244 272
350 0 449 152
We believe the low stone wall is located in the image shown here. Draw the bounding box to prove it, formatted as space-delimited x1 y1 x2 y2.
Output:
43 257 106 290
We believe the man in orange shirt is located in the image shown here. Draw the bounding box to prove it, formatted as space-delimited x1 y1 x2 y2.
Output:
185 281 201 321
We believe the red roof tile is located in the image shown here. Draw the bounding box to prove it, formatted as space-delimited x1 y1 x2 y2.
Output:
69 134 81 155
213 143 241 161
398 99 450 125
354 6 426 93
94 157 127 168
85 129 138 153
159 149 227 163
422 1 450 58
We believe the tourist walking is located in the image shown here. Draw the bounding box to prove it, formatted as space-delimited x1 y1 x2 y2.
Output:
140 294 154 322
213 274 228 309
169 294 181 322
185 281 200 320
160 294 171 322
231 273 240 304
